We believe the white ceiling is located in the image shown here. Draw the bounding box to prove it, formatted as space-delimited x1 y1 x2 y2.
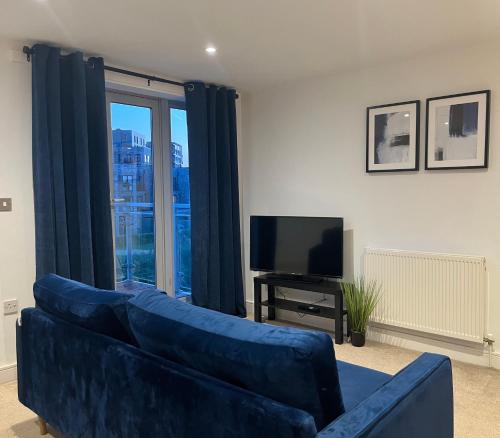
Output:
2 0 500 91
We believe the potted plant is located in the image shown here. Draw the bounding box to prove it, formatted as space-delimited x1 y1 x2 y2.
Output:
341 277 381 347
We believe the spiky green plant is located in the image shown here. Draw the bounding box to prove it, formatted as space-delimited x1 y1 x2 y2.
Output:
341 277 381 334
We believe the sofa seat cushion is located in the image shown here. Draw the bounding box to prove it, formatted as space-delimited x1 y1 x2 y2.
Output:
34 274 135 343
337 360 391 411
127 290 345 429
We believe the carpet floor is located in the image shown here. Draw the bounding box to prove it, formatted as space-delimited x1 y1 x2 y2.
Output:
1 329 499 437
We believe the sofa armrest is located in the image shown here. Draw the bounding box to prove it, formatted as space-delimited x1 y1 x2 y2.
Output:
317 353 453 438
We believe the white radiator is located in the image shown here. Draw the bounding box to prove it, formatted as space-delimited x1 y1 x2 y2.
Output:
364 248 487 344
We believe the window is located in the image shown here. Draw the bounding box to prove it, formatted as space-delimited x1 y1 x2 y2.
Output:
121 175 133 191
107 92 191 299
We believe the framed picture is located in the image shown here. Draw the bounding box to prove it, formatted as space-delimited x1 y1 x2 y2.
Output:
366 100 420 173
425 90 490 169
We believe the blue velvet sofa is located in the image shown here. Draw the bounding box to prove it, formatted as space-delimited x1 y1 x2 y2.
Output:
17 275 453 437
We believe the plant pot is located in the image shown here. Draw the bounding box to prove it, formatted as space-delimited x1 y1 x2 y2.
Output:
350 331 365 347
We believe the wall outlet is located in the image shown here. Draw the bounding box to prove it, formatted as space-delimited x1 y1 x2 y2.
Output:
3 299 18 315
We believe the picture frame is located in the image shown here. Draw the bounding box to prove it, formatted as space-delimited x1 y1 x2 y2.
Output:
366 100 420 173
425 90 490 170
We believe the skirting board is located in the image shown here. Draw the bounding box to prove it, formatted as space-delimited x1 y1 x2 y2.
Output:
367 324 499 369
0 363 17 384
245 300 500 370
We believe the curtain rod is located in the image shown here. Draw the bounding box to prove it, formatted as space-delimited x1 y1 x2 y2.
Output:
22 46 238 98
103 65 184 87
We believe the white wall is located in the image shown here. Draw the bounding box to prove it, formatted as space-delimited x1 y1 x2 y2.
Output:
241 41 500 367
0 38 35 378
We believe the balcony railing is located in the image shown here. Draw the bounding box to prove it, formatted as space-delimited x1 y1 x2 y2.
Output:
114 201 191 298
173 203 191 298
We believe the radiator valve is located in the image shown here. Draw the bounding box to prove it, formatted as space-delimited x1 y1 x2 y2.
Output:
484 334 495 345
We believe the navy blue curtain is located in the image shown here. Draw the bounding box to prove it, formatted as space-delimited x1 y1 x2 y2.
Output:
184 82 246 316
31 44 114 289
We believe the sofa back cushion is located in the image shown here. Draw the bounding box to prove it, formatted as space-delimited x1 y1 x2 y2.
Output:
34 274 134 343
127 290 345 428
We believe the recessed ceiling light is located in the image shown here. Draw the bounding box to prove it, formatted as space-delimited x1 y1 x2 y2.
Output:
404 113 410 118
205 46 217 55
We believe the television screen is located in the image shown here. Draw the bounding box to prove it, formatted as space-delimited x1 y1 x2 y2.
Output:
250 216 343 278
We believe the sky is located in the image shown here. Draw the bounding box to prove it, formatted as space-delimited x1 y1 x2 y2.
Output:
111 103 189 167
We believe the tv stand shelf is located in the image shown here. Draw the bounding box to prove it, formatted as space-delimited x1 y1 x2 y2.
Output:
261 298 347 319
253 273 348 344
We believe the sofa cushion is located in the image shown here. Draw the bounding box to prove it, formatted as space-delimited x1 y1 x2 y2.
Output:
127 289 345 429
34 274 134 343
336 360 392 411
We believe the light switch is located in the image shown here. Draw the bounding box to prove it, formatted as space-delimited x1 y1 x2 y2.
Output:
0 198 12 212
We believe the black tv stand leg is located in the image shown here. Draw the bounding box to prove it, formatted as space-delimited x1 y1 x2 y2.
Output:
254 282 262 323
334 292 344 344
268 285 276 320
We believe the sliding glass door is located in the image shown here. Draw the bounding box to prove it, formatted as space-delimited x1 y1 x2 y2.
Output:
106 92 191 299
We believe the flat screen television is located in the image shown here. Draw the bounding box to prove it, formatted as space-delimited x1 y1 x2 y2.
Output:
250 216 343 278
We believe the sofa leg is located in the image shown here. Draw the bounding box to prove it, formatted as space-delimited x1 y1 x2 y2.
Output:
38 416 48 435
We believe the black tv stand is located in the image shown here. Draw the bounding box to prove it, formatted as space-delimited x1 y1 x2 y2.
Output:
253 273 348 344
265 273 323 284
